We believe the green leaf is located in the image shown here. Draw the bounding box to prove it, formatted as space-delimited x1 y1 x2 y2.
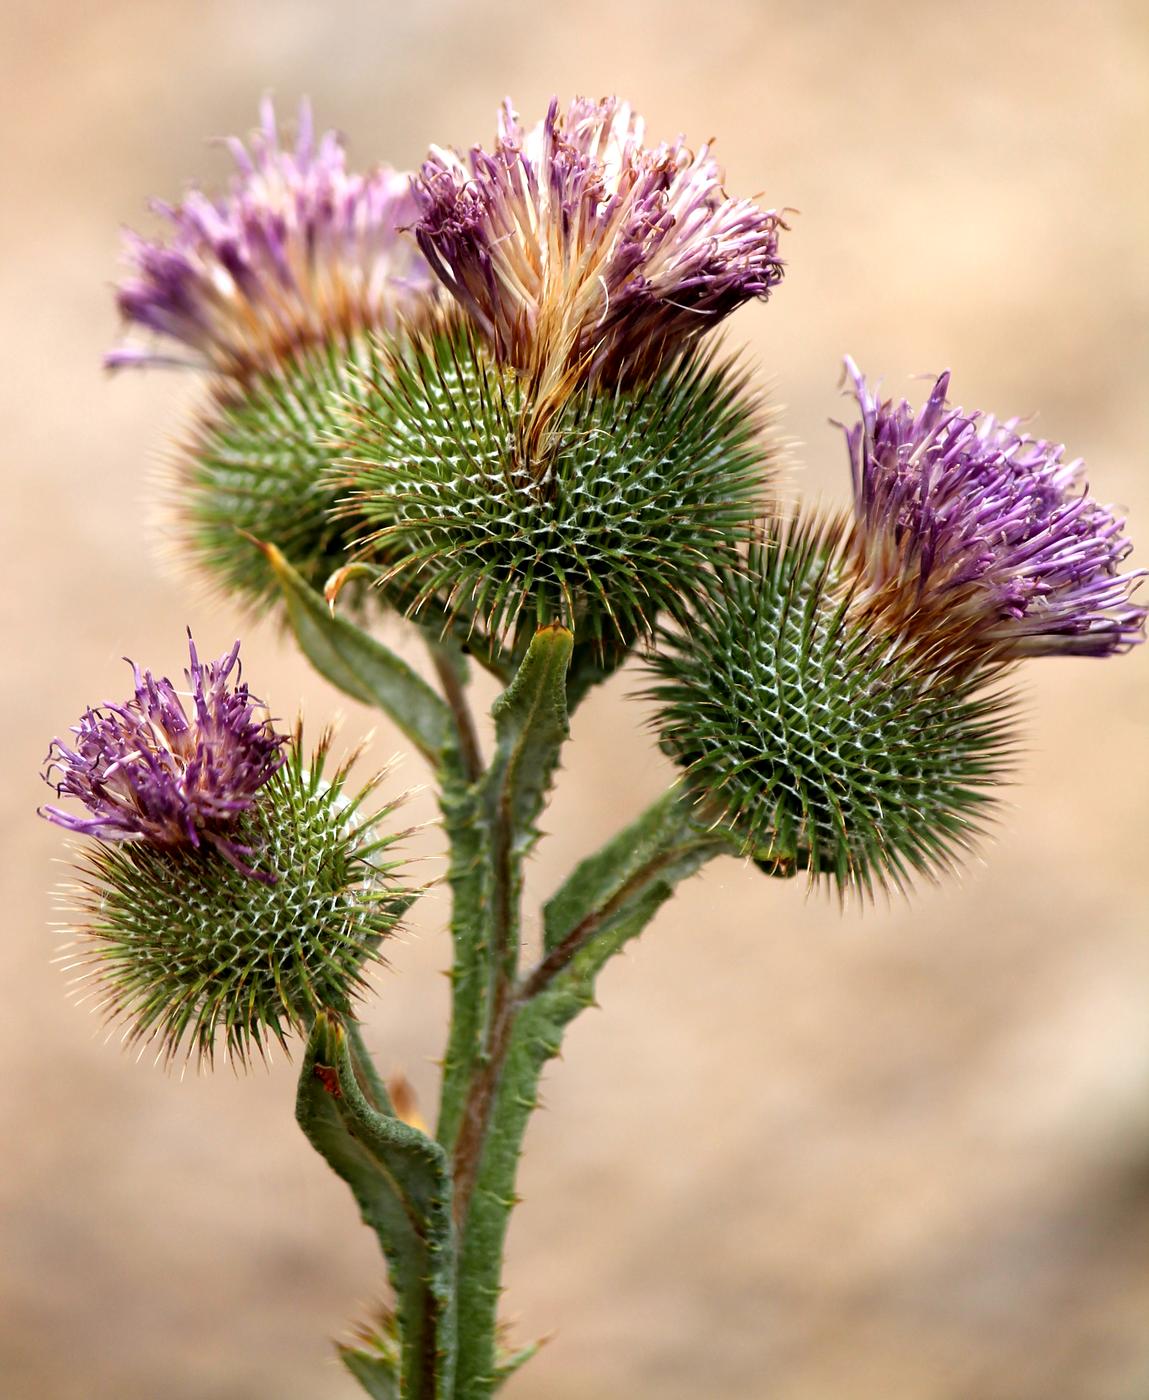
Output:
296 1012 456 1399
263 543 455 766
339 1345 400 1399
481 621 573 1045
488 623 573 846
494 1336 546 1389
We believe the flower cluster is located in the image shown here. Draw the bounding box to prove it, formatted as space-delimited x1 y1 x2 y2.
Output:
841 359 1147 663
41 635 285 878
84 92 1146 915
107 99 433 381
414 97 785 397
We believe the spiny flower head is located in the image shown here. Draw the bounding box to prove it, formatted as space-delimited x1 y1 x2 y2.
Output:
337 317 774 649
414 96 785 404
55 729 411 1067
41 634 285 879
647 515 1017 898
171 337 381 616
843 359 1147 662
106 98 434 381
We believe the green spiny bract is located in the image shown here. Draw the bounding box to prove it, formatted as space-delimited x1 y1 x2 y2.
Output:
335 320 775 649
60 729 411 1067
646 515 1018 898
173 337 385 616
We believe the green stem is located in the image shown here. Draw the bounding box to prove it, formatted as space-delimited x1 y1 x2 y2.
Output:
435 776 489 1158
276 570 730 1395
426 639 485 786
448 762 517 1230
444 625 572 1216
424 634 493 1166
449 787 727 1398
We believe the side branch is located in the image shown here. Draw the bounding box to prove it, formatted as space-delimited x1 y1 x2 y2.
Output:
520 831 725 1002
426 638 485 784
535 783 732 976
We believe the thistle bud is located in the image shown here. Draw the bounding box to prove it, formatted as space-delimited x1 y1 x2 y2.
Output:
647 517 1018 897
325 95 786 647
106 100 438 613
173 337 390 615
337 316 776 648
40 637 411 1065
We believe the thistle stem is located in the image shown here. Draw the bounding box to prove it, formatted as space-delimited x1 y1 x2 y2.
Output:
447 785 728 1398
450 772 517 1231
426 638 485 785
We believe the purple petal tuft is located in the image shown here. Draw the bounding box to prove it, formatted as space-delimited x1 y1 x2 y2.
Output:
40 634 286 879
107 99 435 381
414 95 786 392
842 358 1147 661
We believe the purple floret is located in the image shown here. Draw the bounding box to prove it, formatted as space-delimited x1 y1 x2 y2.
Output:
414 96 786 391
41 635 286 880
842 358 1147 660
106 98 434 380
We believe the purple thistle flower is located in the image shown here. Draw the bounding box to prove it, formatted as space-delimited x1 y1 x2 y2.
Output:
414 96 786 395
842 358 1147 660
106 98 434 381
40 634 286 880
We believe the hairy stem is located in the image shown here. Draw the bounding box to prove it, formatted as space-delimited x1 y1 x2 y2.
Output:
426 638 485 786
449 773 516 1231
449 787 727 1397
434 778 488 1159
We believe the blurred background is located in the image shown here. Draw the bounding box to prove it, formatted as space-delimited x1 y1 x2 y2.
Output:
3 1 1148 1396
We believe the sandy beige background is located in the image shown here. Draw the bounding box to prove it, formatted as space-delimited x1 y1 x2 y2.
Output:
3 2 1148 1397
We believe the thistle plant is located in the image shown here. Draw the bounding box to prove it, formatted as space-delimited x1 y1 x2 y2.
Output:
39 96 1145 1397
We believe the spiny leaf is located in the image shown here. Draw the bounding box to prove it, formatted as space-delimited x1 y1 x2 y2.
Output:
297 1013 456 1399
494 1335 547 1389
488 624 573 848
339 1345 400 1400
264 543 455 766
